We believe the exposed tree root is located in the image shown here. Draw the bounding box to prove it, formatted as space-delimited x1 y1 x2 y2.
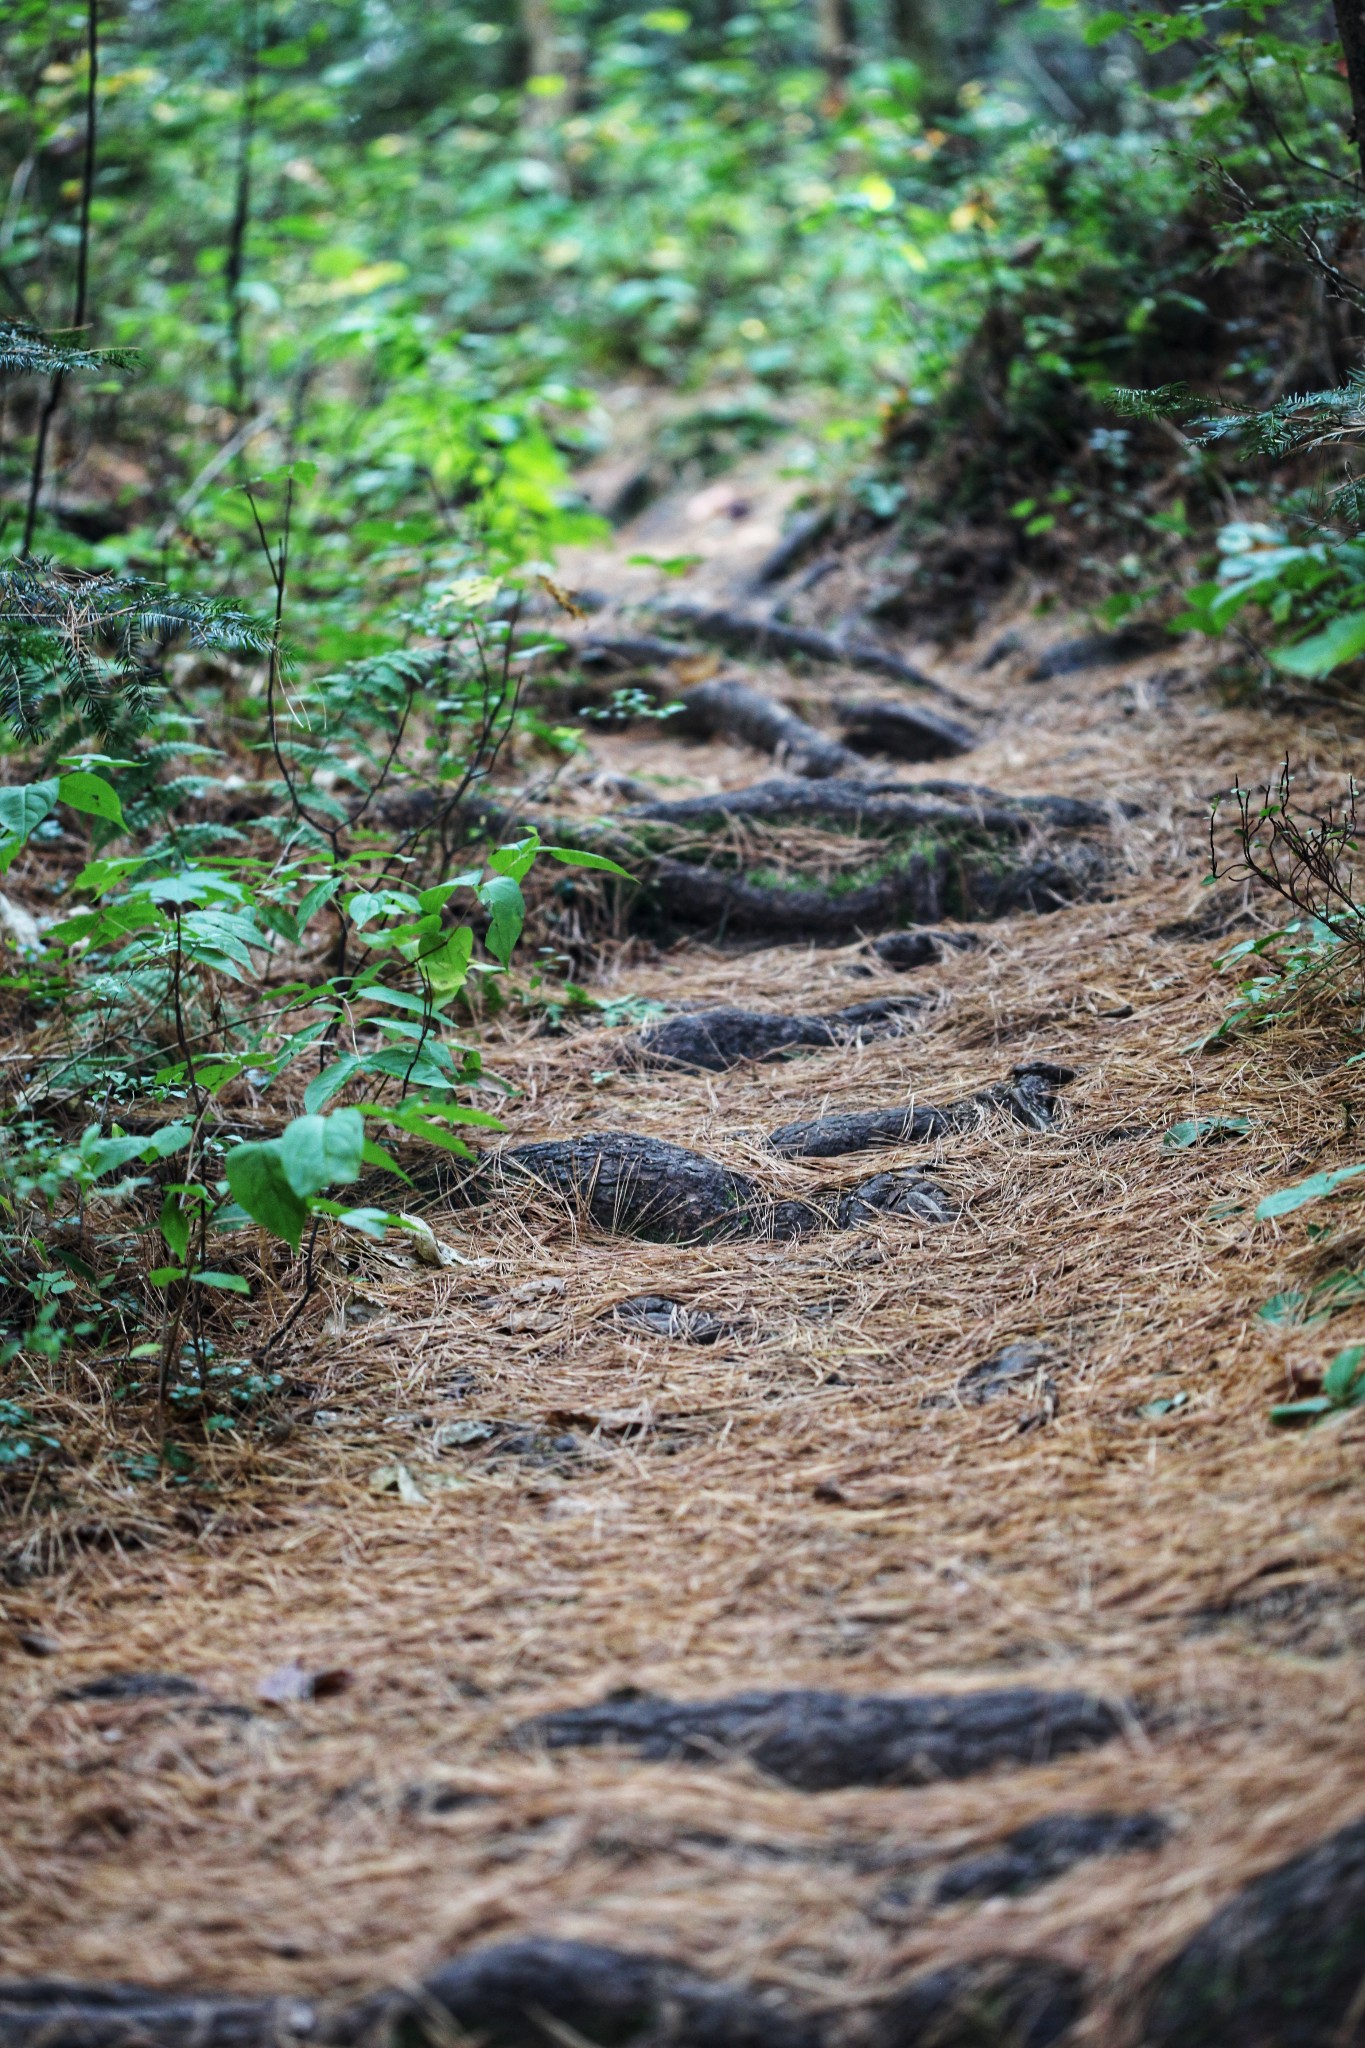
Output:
834 696 977 762
631 997 924 1072
516 1685 1126 1789
649 600 980 711
670 677 862 778
646 843 1102 938
767 1060 1074 1158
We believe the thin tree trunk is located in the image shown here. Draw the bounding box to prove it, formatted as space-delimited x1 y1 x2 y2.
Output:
1334 0 1365 181
22 0 97 555
816 0 858 108
226 0 259 422
521 0 570 133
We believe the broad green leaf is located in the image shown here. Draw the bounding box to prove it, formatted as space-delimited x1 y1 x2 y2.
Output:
160 1193 191 1262
225 1143 310 1251
1256 1163 1365 1221
58 772 123 825
489 835 540 883
425 923 474 996
348 888 422 928
192 1271 251 1293
0 779 59 847
278 1108 365 1197
543 845 635 879
477 872 525 966
149 1265 187 1286
143 1121 193 1160
1273 612 1365 678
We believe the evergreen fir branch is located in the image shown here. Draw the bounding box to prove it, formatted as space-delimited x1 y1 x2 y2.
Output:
0 562 272 739
0 320 138 380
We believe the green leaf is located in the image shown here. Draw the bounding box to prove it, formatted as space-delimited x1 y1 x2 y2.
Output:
1083 9 1127 42
543 845 635 879
57 772 123 826
160 1192 191 1262
143 1121 193 1161
1256 1163 1365 1221
477 872 525 967
1269 1397 1333 1426
148 1266 187 1286
278 1109 365 1198
1272 612 1365 679
1322 1343 1365 1402
361 1137 411 1182
0 779 59 847
192 1271 251 1294
303 1055 364 1113
489 835 540 883
224 1143 309 1251
424 923 474 997
1162 1115 1250 1149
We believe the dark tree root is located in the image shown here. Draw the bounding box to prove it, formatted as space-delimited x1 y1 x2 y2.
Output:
769 1061 1075 1159
865 1958 1085 2048
1028 627 1170 682
649 599 980 712
515 1685 1126 1791
462 1134 960 1244
928 1811 1168 1905
0 1985 319 2048
1138 1815 1365 2047
646 846 1101 940
748 506 836 589
835 697 977 762
633 996 925 1073
670 677 862 779
872 928 979 970
631 775 1116 836
0 1943 1090 2048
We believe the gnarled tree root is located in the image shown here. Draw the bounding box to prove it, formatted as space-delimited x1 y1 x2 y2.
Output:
670 677 861 779
768 1060 1075 1158
516 1684 1125 1789
650 599 978 712
631 997 925 1072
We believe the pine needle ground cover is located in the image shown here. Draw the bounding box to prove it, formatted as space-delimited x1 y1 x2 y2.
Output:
4 500 1365 2040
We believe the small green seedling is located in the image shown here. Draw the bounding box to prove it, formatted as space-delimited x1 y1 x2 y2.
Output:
1163 1115 1249 1149
1270 1344 1365 1427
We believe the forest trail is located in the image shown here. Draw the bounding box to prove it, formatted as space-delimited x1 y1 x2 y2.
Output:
5 426 1365 2046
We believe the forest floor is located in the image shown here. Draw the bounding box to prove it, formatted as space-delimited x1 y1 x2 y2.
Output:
5 416 1365 2045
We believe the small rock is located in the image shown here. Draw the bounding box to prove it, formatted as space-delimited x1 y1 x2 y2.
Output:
605 1296 732 1344
957 1343 1057 1405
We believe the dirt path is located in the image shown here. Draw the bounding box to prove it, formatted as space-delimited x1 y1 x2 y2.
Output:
5 441 1365 2047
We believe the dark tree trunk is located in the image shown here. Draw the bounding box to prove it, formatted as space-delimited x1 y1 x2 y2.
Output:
1333 0 1365 181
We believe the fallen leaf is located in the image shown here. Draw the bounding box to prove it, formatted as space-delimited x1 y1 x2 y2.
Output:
368 1460 428 1503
